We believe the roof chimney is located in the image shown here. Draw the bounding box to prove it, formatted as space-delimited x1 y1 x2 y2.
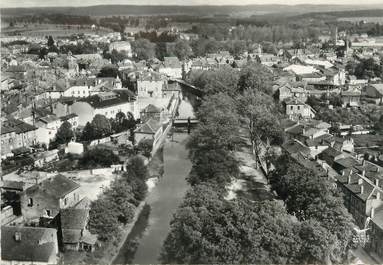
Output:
14 232 21 241
371 207 375 218
360 185 364 194
375 179 379 187
348 173 352 184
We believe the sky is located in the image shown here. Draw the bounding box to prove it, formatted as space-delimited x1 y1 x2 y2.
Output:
2 0 383 8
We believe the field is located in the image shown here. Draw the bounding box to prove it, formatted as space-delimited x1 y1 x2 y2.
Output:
338 17 383 24
1 23 112 37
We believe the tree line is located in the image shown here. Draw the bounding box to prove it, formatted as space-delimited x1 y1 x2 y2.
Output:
160 62 356 264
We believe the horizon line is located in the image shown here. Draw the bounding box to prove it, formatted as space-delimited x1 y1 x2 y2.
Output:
3 3 383 8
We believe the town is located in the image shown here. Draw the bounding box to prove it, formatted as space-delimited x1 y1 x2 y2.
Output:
1 3 383 265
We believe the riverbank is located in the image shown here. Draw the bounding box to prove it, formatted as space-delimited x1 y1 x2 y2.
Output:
112 133 192 264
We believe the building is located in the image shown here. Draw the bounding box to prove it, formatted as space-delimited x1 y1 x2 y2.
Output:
1 126 17 159
285 98 316 120
334 160 383 259
277 82 308 102
140 104 162 123
70 91 138 126
365 84 383 104
341 90 361 107
1 226 59 264
2 118 37 152
158 57 182 79
21 174 81 221
59 207 97 252
136 71 167 98
109 41 132 57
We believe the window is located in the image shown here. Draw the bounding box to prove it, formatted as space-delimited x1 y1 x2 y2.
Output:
28 198 33 207
45 209 51 217
64 198 67 206
297 106 300 110
290 106 293 110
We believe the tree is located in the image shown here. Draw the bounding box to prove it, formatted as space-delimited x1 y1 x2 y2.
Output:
54 121 74 144
47 35 55 47
237 90 283 167
131 38 156 60
238 62 274 95
89 197 120 241
97 64 118 78
122 155 149 204
79 148 120 168
104 179 136 224
111 111 136 133
269 158 355 263
161 184 303 264
174 40 193 60
136 138 153 157
81 122 95 141
125 155 149 181
91 114 112 139
187 148 238 186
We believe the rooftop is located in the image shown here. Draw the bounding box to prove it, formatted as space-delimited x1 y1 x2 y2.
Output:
1 226 57 263
26 174 80 199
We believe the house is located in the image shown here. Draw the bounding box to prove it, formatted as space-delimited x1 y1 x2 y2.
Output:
341 90 361 107
21 174 81 221
136 71 167 98
3 118 38 151
140 104 162 123
283 64 319 75
368 206 383 260
365 84 383 104
70 91 138 126
59 113 79 129
35 115 62 146
318 146 347 167
134 117 172 155
59 208 97 252
285 98 315 120
1 226 59 264
335 162 383 228
109 41 132 57
277 82 308 102
33 149 59 168
1 126 17 159
158 57 182 79
334 160 383 260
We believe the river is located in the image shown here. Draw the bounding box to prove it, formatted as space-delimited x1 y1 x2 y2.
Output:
113 132 192 264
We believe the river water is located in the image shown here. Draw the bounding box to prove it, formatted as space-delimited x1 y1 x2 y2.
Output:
113 132 192 264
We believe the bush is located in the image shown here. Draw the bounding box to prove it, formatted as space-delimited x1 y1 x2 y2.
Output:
79 148 120 168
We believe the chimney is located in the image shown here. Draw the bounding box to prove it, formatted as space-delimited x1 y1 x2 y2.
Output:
362 170 365 177
348 173 352 184
14 232 21 241
375 179 379 187
371 207 375 218
360 185 364 194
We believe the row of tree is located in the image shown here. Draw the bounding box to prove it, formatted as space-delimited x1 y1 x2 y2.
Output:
269 154 356 263
89 155 148 241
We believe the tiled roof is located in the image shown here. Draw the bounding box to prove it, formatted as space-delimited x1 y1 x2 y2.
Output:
282 140 311 157
26 174 80 199
141 104 161 113
61 208 89 230
1 226 57 262
135 118 161 134
3 118 37 134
